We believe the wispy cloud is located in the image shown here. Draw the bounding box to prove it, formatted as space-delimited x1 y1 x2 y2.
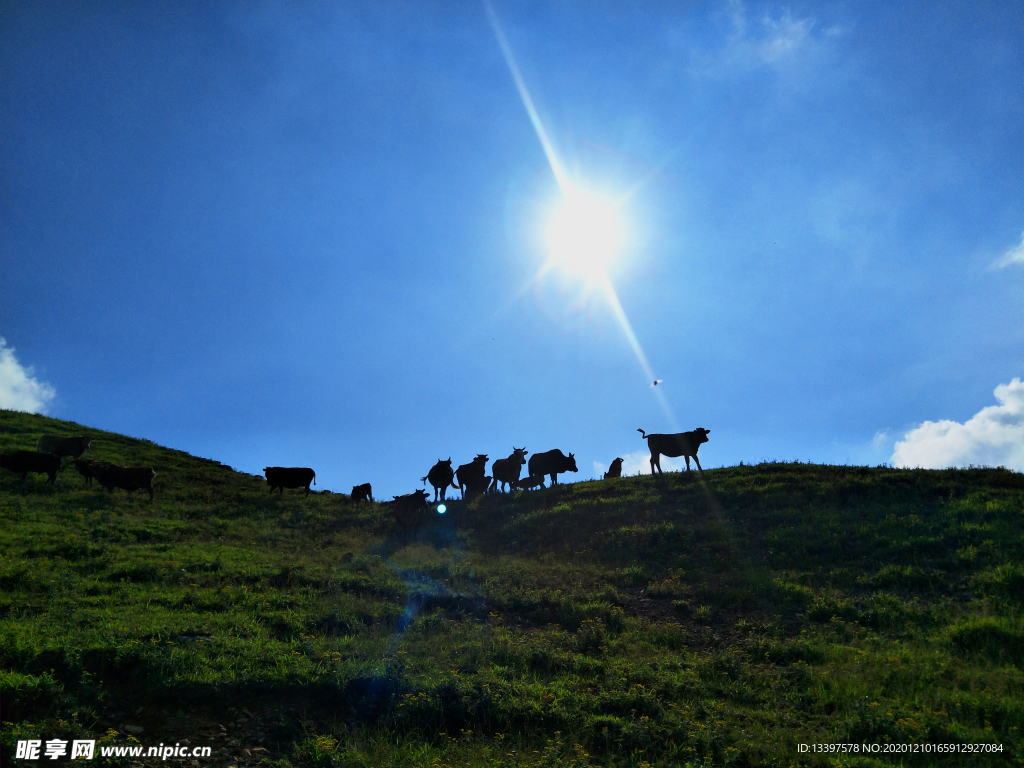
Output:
993 231 1024 268
891 378 1024 471
0 337 56 414
692 0 821 73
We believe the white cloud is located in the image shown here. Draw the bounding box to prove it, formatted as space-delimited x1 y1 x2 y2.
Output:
891 379 1024 470
871 429 891 449
619 448 689 477
993 231 1024 268
0 337 55 414
759 9 815 63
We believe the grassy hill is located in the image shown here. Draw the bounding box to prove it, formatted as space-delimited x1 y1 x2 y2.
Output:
1 409 1022 767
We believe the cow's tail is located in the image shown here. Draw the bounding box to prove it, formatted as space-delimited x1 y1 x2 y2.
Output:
312 471 316 487
420 475 428 485
638 428 647 439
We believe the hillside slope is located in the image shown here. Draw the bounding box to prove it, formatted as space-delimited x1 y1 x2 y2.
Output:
1 409 1022 767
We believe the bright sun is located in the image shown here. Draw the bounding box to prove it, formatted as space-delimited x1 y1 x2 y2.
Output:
545 189 624 279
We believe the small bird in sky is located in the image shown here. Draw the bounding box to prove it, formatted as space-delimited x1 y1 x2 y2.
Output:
652 379 662 387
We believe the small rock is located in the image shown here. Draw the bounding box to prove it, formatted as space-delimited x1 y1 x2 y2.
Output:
123 725 144 734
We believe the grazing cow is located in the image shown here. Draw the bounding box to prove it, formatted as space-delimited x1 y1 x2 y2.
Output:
604 457 624 479
0 451 62 484
528 449 578 487
511 475 545 491
351 483 373 503
37 435 92 459
421 458 457 502
95 463 157 500
455 454 488 498
74 458 112 487
638 428 710 473
263 466 316 496
390 489 430 536
490 447 528 493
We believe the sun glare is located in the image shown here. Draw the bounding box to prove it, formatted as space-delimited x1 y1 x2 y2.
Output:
545 189 624 279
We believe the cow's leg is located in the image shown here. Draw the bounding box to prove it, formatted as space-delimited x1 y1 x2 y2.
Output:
304 484 311 497
650 453 661 474
684 456 691 471
693 455 703 472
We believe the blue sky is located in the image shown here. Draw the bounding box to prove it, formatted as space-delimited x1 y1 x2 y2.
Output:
2 1 1023 496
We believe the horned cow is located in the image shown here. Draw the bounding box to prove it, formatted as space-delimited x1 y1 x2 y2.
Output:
422 458 457 502
490 447 528 493
0 451 62 484
263 466 316 496
388 489 431 536
37 435 92 459
638 428 710 473
455 454 488 499
528 449 578 487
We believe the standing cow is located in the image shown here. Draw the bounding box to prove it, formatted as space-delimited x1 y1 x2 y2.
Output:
604 457 624 479
0 451 62 484
351 483 373 503
37 435 92 460
74 458 112 487
528 449 578 487
638 428 710 473
263 466 316 496
95 464 157 501
455 454 488 499
422 458 457 502
389 489 431 538
489 447 528 493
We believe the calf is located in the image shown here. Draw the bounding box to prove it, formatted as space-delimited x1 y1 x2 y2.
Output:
490 447 528 493
604 457 624 479
37 435 92 459
528 449 578 487
74 458 112 487
0 451 62 484
511 475 545 491
351 483 373 503
422 458 457 502
638 428 710 473
455 454 488 499
264 466 316 496
95 463 157 500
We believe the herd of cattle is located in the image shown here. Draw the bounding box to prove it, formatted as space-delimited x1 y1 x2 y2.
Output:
0 427 712 532
0 435 156 499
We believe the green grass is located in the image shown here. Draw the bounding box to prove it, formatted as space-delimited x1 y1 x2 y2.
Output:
1 408 1022 766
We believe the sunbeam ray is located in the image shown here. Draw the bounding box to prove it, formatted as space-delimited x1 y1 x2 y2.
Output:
486 0 678 428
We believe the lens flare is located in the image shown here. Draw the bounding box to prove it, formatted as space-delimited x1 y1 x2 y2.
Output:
437 504 446 514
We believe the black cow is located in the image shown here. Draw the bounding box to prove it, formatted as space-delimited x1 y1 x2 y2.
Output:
351 483 373 503
74 458 112 487
421 458 457 502
604 457 624 479
638 428 710 473
510 475 545 491
264 466 316 496
390 489 430 536
490 447 528 493
455 454 488 498
95 463 157 500
528 449 578 487
0 451 62 484
37 435 92 459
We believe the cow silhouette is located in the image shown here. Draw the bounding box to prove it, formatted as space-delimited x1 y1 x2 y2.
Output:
490 447 528 493
422 458 457 502
638 428 710 473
